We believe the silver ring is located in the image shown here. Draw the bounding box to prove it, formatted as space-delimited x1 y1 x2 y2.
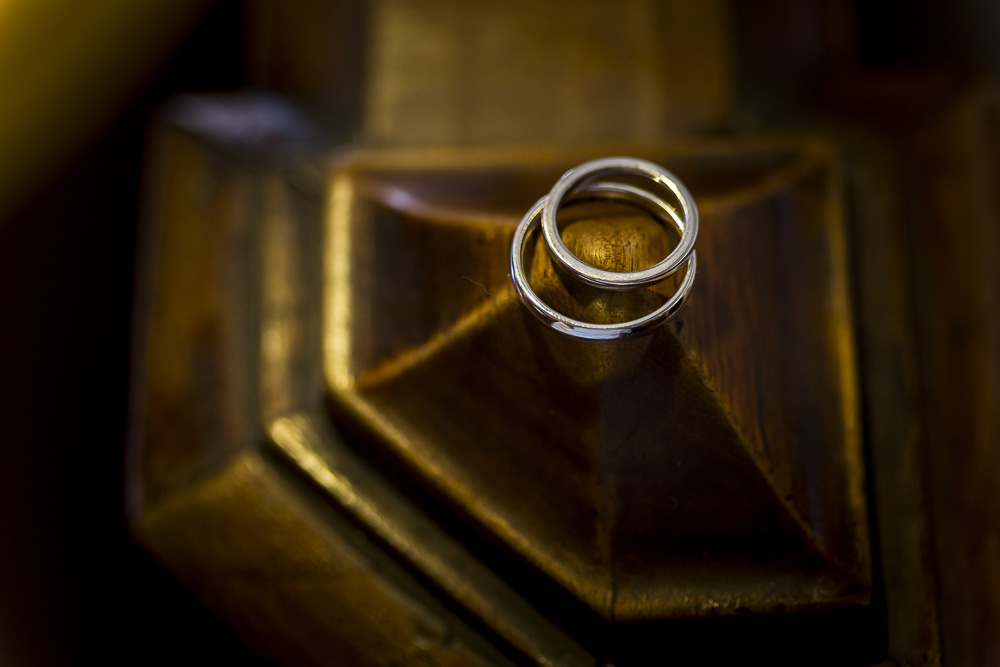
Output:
541 157 698 290
510 180 696 343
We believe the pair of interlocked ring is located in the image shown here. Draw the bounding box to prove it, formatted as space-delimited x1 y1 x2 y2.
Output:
509 157 698 343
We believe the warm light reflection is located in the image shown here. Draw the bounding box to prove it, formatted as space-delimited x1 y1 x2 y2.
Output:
326 172 355 391
0 0 206 218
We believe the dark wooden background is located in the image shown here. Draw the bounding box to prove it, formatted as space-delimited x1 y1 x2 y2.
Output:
0 1 997 664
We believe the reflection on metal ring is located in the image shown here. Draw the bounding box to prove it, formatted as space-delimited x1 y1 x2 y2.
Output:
541 156 698 290
510 179 696 343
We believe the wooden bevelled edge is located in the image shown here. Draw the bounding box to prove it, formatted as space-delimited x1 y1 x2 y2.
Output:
266 409 594 667
134 448 516 666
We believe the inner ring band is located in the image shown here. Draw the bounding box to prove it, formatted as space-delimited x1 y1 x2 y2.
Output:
541 157 698 290
511 180 697 343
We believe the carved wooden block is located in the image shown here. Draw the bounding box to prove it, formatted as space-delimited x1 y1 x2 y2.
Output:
130 96 879 664
325 143 870 621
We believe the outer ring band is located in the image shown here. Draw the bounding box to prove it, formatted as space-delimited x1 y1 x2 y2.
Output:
541 157 698 290
510 180 696 343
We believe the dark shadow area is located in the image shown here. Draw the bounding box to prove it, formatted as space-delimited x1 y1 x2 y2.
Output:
0 1 270 664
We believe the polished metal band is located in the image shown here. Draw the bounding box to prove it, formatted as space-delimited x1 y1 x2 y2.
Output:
541 157 698 290
510 179 697 343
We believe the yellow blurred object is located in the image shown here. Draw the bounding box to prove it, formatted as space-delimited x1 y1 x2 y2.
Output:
0 0 207 218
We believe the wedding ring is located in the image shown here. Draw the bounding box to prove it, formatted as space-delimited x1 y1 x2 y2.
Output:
510 180 696 343
541 157 698 290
